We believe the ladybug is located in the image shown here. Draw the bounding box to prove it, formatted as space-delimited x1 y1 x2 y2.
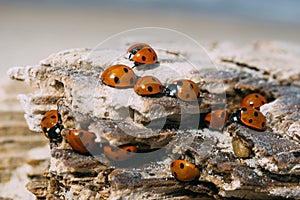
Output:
67 129 97 154
164 79 200 102
170 160 200 182
241 93 267 110
40 110 63 142
231 107 267 131
134 75 164 96
126 43 150 53
204 110 228 130
101 64 137 88
127 43 158 65
103 145 137 161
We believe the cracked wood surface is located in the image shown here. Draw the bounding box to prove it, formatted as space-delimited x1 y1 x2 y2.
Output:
5 41 300 199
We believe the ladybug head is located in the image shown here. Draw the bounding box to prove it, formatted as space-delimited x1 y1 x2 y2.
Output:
230 110 242 123
48 124 63 143
128 46 144 61
163 83 178 98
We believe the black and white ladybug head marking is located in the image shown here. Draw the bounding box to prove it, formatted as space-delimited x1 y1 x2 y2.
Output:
230 109 242 122
163 83 178 97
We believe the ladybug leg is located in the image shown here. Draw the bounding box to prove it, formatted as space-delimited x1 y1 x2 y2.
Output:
133 62 142 67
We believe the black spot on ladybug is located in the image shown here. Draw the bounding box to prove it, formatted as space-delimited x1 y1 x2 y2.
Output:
255 94 259 98
262 122 265 127
123 68 129 73
190 84 194 90
180 163 185 169
153 56 156 61
159 85 163 90
262 101 265 104
41 117 46 121
79 132 84 137
148 48 152 53
177 81 183 86
186 94 190 99
248 119 253 123
50 115 56 119
173 172 177 178
114 77 120 84
126 148 131 152
221 111 225 118
242 107 248 111
142 56 146 61
148 86 153 92
254 112 259 117
171 162 174 167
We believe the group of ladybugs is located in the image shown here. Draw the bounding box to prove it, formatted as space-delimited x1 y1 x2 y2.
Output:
101 43 201 102
170 93 268 182
40 110 137 160
40 43 269 182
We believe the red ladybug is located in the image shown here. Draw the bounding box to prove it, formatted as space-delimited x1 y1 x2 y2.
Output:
164 79 200 102
170 160 200 182
101 64 137 88
67 129 97 154
241 93 267 110
103 145 137 161
127 43 158 65
204 110 228 130
231 107 267 131
40 110 63 142
134 76 164 96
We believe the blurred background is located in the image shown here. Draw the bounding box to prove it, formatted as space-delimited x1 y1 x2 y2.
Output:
0 0 300 76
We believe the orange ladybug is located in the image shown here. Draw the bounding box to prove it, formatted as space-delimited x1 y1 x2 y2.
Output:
103 145 137 161
67 129 97 154
241 93 267 110
204 110 228 130
40 110 63 142
134 75 164 96
128 43 158 65
170 160 200 182
126 43 150 53
164 79 200 102
231 107 267 131
101 64 137 88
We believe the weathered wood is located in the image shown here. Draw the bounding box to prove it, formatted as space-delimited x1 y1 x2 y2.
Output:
6 41 300 199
